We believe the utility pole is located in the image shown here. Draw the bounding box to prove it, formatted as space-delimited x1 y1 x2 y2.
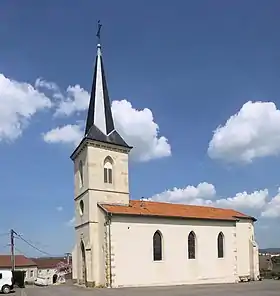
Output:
10 229 15 272
65 252 71 265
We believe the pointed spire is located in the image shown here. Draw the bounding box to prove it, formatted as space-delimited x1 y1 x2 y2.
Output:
83 24 131 149
85 43 115 136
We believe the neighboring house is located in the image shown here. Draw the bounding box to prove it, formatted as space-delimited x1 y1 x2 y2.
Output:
259 254 280 278
0 255 37 283
271 256 280 273
32 257 72 285
259 255 273 271
71 38 260 288
259 248 280 256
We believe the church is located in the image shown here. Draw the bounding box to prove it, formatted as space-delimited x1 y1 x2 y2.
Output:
71 39 260 288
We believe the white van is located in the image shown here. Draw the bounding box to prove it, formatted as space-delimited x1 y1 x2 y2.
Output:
0 270 14 294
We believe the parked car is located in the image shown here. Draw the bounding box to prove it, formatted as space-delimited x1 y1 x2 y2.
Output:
34 277 48 287
0 270 14 294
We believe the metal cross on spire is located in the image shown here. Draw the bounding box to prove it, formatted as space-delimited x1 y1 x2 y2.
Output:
96 20 102 43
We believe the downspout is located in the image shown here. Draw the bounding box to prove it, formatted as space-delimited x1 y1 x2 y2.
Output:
105 212 113 288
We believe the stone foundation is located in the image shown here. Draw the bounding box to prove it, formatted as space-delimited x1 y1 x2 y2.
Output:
87 281 95 288
76 280 95 288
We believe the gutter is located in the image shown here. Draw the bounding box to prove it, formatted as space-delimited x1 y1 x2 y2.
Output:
105 213 112 288
233 215 257 222
104 212 238 223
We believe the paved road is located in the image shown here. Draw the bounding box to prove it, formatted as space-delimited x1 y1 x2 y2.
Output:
15 280 280 296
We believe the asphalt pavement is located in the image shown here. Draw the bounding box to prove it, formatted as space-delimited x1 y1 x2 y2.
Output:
15 280 280 296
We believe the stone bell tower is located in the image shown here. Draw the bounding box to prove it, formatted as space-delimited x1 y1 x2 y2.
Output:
71 34 132 287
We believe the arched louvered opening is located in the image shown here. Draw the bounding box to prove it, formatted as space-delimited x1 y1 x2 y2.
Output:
104 156 113 184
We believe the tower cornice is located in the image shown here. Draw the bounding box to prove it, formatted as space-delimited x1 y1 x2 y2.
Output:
70 137 132 161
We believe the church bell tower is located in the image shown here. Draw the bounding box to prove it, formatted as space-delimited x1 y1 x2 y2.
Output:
71 27 132 287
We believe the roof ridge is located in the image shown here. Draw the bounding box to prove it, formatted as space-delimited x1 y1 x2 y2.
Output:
132 199 241 213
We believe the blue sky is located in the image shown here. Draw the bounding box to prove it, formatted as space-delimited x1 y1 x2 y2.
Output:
0 0 280 256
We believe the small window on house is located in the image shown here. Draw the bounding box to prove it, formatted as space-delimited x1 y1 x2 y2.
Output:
217 232 224 258
104 157 113 184
153 230 163 261
30 270 34 277
79 160 84 188
188 231 196 259
79 200 84 216
0 273 2 279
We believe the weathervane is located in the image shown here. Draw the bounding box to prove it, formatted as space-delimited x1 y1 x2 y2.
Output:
96 20 102 43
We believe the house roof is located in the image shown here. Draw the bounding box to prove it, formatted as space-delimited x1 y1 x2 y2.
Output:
99 200 256 222
0 255 36 268
32 257 71 269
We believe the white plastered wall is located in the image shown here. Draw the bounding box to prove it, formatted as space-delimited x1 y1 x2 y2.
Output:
109 215 238 287
236 219 259 280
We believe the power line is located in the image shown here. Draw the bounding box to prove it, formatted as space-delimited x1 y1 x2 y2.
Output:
14 246 29 257
0 244 10 250
14 233 53 257
14 235 46 249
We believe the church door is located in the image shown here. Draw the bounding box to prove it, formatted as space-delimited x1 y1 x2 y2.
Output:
81 241 87 286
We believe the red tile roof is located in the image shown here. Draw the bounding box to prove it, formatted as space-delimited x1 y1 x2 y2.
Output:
99 200 255 221
0 255 36 268
32 257 71 269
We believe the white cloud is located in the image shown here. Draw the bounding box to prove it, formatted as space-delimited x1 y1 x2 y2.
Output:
66 217 75 227
261 189 280 218
0 74 52 142
208 101 280 163
54 85 89 116
42 80 171 162
35 78 60 92
56 206 63 212
215 190 268 209
151 183 269 212
112 100 171 161
43 124 83 146
152 182 216 204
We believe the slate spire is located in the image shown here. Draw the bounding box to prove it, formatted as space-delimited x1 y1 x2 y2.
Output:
85 43 115 136
84 29 130 149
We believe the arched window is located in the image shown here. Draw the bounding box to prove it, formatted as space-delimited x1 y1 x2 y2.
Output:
79 160 83 187
217 232 224 258
104 157 113 184
153 230 162 261
188 231 196 259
